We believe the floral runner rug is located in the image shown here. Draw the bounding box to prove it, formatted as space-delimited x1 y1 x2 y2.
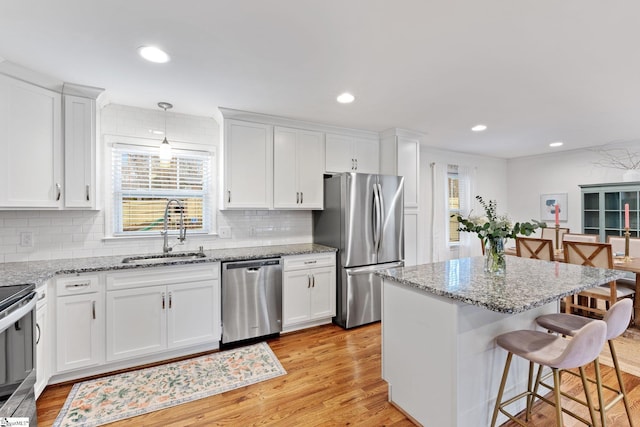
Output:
53 342 286 426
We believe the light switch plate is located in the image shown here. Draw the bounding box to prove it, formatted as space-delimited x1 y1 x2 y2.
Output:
20 231 33 247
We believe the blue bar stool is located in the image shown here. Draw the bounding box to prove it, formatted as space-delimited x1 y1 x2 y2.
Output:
536 299 634 426
490 320 607 426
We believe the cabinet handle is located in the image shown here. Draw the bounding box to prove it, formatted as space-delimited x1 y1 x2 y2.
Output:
303 260 317 264
66 282 90 289
227 190 231 203
92 301 96 319
162 292 165 309
296 192 300 204
355 159 358 170
55 183 61 201
312 274 315 288
351 159 355 170
169 292 172 309
301 192 303 204
308 275 311 288
36 323 41 345
86 185 90 201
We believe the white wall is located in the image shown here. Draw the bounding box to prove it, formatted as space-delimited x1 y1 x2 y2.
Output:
0 104 311 262
506 144 634 234
419 146 508 263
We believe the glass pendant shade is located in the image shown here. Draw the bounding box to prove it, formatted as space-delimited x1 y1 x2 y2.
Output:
159 137 172 161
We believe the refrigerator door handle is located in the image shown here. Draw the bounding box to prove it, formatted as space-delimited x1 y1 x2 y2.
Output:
376 183 384 252
373 183 382 253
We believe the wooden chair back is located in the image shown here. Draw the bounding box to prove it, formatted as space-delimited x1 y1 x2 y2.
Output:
607 235 640 257
563 241 613 268
515 237 554 261
562 233 599 243
541 227 569 250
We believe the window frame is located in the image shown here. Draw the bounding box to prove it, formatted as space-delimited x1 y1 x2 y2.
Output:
447 166 461 245
104 136 216 239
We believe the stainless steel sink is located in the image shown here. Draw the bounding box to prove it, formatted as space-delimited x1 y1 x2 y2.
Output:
122 252 207 264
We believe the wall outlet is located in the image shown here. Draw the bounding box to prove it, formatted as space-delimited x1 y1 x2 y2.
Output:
20 231 33 248
218 226 231 239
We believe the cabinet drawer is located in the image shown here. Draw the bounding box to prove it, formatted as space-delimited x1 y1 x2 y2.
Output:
56 275 100 296
107 264 220 291
283 253 335 271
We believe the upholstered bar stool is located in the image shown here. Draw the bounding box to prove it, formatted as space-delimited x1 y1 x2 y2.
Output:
490 320 607 427
536 299 634 426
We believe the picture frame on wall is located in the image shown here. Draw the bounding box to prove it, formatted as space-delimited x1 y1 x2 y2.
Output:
540 193 568 222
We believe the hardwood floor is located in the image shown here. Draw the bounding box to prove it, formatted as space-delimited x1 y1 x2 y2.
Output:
36 323 414 426
36 323 640 426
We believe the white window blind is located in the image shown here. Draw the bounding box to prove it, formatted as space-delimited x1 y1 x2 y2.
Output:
448 164 460 243
112 144 212 235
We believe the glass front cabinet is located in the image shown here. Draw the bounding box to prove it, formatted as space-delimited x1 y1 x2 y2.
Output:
580 182 640 241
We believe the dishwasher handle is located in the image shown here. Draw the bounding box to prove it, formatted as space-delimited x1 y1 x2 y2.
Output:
223 258 282 270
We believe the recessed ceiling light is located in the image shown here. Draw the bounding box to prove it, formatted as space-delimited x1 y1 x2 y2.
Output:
549 141 564 147
471 124 487 132
337 93 355 104
138 46 170 63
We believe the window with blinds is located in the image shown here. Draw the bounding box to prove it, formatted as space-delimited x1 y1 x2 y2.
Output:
112 145 212 235
448 164 460 243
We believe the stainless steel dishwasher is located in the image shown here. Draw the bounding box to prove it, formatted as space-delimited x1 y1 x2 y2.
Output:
221 258 282 345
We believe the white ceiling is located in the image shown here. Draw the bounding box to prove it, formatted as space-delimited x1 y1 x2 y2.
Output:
2 1 640 159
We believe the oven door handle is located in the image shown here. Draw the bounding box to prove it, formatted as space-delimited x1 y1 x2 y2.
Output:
0 292 36 334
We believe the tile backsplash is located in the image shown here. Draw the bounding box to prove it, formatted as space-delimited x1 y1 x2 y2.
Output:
0 104 313 263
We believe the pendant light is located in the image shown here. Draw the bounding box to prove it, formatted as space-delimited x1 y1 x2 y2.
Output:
158 102 173 163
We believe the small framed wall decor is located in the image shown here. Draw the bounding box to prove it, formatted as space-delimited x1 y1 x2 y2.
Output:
540 193 568 222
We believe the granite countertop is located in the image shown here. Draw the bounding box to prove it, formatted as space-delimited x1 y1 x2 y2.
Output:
0 243 336 288
377 256 629 314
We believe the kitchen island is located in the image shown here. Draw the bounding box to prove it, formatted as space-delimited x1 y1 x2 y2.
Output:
378 256 627 427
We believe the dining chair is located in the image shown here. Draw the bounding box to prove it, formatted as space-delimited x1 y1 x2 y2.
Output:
563 241 635 318
515 237 554 261
562 233 599 243
607 235 640 257
541 227 569 250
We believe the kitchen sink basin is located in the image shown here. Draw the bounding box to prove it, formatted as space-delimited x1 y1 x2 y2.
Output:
122 252 207 264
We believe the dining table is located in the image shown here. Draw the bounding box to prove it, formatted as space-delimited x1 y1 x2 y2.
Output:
505 246 640 322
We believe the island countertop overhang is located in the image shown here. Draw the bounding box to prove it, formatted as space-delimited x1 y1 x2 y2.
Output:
377 256 629 314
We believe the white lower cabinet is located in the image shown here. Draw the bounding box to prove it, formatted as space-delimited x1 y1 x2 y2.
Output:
55 275 104 373
282 253 336 331
35 283 49 398
105 264 219 362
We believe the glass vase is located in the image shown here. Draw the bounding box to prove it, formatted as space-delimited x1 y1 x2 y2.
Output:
484 237 506 275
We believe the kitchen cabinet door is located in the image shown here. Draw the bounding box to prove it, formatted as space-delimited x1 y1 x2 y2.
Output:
308 266 335 320
0 74 62 208
353 137 379 174
223 119 273 209
106 287 166 361
56 292 103 372
274 127 324 209
64 94 95 208
35 285 49 398
167 280 218 348
282 269 313 326
273 127 299 208
325 133 379 174
296 130 324 209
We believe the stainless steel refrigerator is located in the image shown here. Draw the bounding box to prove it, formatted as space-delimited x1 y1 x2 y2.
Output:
313 173 404 329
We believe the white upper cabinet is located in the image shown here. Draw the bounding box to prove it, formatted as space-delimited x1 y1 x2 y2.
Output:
63 84 102 209
273 126 324 209
325 133 379 174
0 74 62 208
380 129 421 209
222 118 273 209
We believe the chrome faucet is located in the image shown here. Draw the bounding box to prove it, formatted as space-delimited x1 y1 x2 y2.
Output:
162 199 186 254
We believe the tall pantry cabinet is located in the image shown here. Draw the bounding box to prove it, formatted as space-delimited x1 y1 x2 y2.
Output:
380 129 422 266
